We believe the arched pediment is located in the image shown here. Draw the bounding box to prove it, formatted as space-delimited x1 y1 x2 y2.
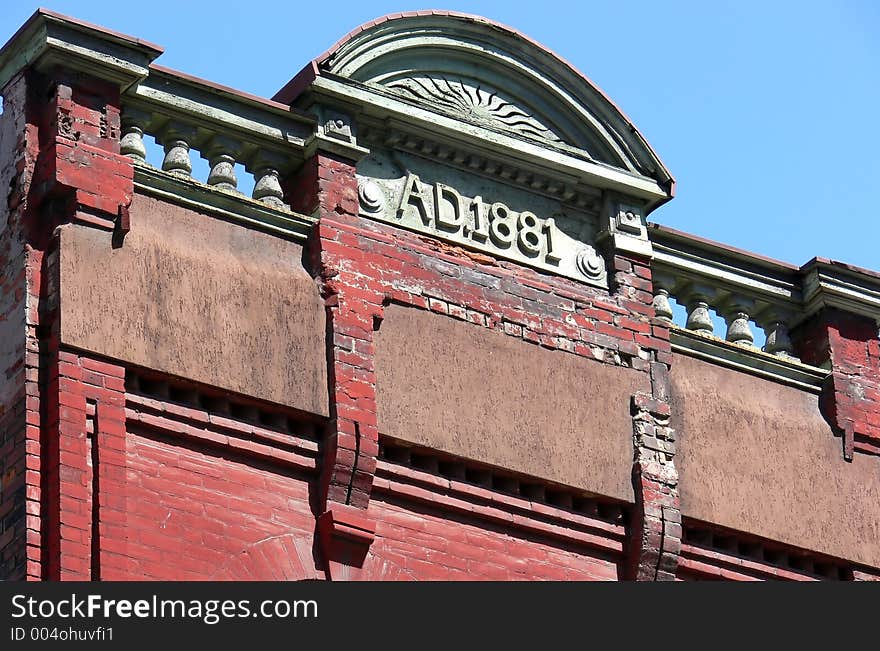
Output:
276 12 672 192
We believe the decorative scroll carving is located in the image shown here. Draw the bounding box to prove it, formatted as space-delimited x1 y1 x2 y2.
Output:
576 249 605 280
386 76 564 146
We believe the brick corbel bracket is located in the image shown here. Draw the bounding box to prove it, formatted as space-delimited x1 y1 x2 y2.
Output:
793 307 880 461
316 504 376 581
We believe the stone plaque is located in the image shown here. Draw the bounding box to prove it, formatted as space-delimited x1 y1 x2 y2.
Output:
356 169 607 287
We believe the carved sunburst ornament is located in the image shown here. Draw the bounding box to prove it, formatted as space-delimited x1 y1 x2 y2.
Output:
386 76 564 145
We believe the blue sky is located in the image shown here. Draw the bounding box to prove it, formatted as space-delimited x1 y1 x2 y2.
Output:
2 1 878 271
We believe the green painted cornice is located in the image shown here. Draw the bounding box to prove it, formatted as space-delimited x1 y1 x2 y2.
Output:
0 8 162 91
274 11 675 214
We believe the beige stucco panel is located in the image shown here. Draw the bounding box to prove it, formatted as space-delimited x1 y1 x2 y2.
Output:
672 353 880 566
375 304 643 502
59 192 328 416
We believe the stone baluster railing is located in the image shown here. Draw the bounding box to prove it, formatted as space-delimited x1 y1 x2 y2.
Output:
720 297 756 348
250 153 288 209
120 107 150 163
651 286 674 324
652 272 798 358
119 104 298 210
204 135 242 192
159 122 196 178
681 284 716 336
646 226 843 390
115 63 332 219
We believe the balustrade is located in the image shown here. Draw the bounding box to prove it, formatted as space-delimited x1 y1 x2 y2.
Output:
115 62 321 215
650 232 809 369
651 275 801 358
120 105 295 210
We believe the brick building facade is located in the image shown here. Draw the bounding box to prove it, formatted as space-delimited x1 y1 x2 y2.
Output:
1 10 878 581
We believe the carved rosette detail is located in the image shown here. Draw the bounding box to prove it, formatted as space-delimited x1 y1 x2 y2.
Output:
576 248 605 280
358 179 385 213
386 76 563 145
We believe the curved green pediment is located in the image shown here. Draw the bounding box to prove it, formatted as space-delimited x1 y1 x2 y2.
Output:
277 12 672 193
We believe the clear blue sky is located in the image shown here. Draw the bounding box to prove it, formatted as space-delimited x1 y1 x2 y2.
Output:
3 1 878 271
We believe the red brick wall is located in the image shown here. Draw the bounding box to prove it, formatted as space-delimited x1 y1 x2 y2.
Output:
27 144 658 580
42 358 325 581
45 353 126 580
120 372 325 580
17 131 878 581
71 361 628 581
113 430 320 580
365 497 621 581
4 75 652 580
674 520 857 581
0 64 134 581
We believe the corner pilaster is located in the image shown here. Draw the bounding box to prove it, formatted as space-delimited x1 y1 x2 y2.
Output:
296 151 380 580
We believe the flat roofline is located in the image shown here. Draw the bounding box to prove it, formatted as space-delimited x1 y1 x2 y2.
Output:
149 64 314 123
650 222 880 285
648 222 799 270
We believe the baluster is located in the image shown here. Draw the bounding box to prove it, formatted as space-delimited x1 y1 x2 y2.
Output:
253 167 285 208
758 308 795 357
765 320 794 357
652 288 674 324
204 136 241 192
652 273 676 324
119 107 150 163
683 286 715 334
208 154 237 190
160 123 196 177
246 152 286 208
721 298 755 347
686 301 713 334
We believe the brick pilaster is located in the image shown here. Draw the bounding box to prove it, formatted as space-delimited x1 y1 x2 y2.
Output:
793 308 880 459
615 252 681 581
628 392 680 580
291 153 380 579
0 70 38 581
0 65 133 580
